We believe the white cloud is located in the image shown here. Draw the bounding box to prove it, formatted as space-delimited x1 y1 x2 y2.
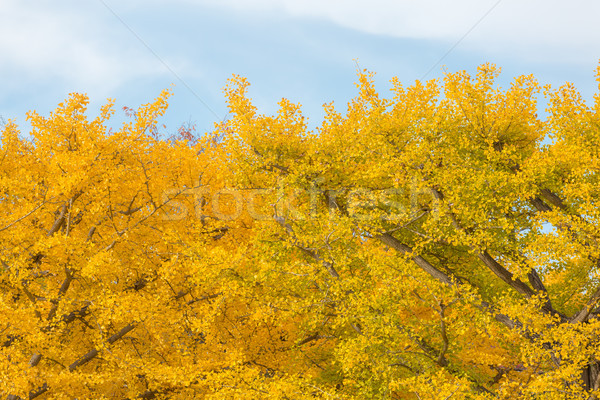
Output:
0 0 165 96
2 0 597 96
1 0 598 126
190 0 600 65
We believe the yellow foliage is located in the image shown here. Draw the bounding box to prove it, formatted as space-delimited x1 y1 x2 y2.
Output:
3 64 600 399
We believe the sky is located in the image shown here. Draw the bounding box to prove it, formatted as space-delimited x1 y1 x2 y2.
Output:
1 0 599 135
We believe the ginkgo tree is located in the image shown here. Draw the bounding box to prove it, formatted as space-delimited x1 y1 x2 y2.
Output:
2 63 600 399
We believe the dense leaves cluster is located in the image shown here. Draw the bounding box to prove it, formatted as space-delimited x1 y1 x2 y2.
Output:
2 64 600 399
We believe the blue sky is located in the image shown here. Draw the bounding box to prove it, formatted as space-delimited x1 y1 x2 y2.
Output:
1 0 600 135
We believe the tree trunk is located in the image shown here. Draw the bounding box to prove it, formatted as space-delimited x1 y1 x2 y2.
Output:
583 361 600 395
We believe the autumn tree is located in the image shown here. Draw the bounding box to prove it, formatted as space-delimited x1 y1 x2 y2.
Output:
3 63 600 399
0 91 324 400
212 64 600 399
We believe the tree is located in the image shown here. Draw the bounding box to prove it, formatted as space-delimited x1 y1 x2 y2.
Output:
2 64 600 399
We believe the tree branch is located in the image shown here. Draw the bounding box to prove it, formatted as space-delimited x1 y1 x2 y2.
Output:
46 268 74 321
68 324 135 371
0 200 46 233
540 188 568 211
378 233 454 286
477 251 535 298
46 204 67 237
437 302 449 367
378 232 517 330
571 287 600 324
274 214 339 279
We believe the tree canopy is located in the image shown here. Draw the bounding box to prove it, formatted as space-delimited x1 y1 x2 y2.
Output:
3 64 600 399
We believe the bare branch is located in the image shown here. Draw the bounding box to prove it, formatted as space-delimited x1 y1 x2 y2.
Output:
530 196 552 213
478 251 535 298
7 382 48 400
86 226 96 241
47 204 67 237
378 233 454 286
274 214 340 279
68 324 135 371
540 188 568 211
0 201 46 233
379 232 518 330
437 302 449 367
46 268 74 321
571 287 600 324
